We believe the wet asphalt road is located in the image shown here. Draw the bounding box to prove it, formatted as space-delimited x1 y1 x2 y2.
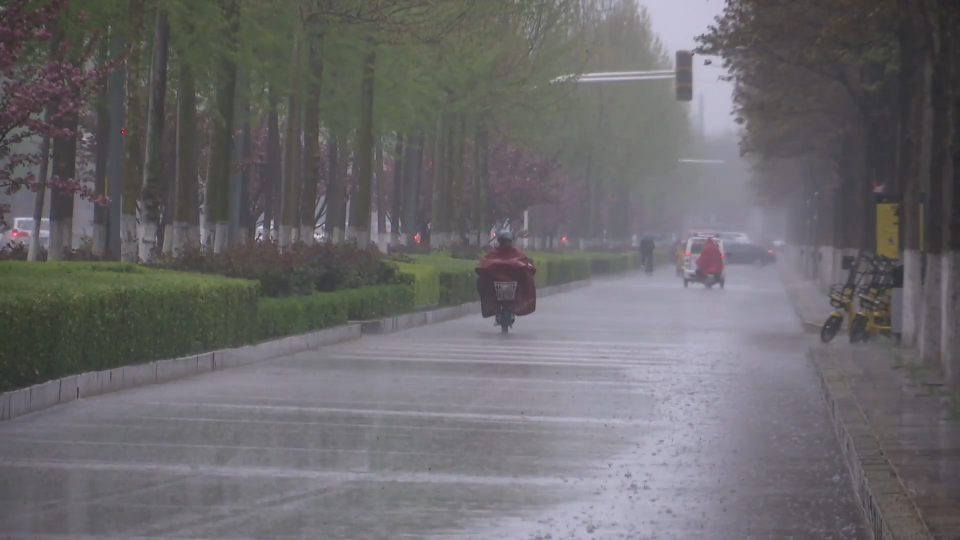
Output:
0 265 869 540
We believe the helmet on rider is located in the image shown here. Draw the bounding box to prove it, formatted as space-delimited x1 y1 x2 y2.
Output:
496 230 514 250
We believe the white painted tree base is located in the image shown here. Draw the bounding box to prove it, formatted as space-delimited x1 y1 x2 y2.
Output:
213 222 229 253
138 221 158 262
160 224 174 254
47 220 67 261
347 227 370 246
120 215 138 262
186 225 200 248
429 232 448 248
377 233 389 252
919 254 942 366
299 226 314 245
941 252 960 385
92 223 107 255
278 225 293 248
901 249 922 346
169 222 187 255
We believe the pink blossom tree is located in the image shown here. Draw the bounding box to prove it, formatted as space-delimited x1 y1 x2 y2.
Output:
487 140 561 226
0 0 106 199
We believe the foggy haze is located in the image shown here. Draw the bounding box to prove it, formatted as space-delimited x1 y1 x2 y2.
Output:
643 0 735 136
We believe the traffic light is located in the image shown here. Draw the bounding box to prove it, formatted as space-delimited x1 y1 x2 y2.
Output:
675 50 693 101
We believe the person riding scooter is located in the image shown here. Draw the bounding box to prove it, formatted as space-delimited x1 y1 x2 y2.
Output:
639 236 655 274
475 230 537 331
490 230 528 261
695 237 724 280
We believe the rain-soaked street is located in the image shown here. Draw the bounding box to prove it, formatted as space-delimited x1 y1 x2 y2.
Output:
0 265 869 539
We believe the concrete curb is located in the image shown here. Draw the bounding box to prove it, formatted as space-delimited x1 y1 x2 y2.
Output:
807 347 933 540
0 323 362 423
775 262 824 334
0 277 596 422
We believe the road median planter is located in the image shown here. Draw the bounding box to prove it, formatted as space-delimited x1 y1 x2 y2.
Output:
0 249 636 422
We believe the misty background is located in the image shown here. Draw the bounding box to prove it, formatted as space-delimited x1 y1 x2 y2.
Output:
0 0 778 245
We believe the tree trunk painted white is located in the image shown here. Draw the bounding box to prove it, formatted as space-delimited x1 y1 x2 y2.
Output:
161 223 174 254
138 221 158 262
300 225 314 245
433 232 449 247
92 223 107 256
279 224 293 247
817 248 832 288
941 252 960 384
169 221 187 255
47 221 64 261
346 226 369 246
213 221 228 253
902 249 923 345
377 233 389 252
187 224 200 248
63 219 73 251
830 247 843 284
468 231 478 245
120 214 138 262
919 254 942 365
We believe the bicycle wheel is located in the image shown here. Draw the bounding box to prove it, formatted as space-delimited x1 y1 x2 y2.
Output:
820 314 842 343
849 314 868 344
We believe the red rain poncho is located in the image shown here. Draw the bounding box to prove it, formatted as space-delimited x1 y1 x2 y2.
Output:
475 246 537 318
696 238 724 275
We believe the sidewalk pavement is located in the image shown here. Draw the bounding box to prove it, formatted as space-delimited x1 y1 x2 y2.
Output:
778 260 960 540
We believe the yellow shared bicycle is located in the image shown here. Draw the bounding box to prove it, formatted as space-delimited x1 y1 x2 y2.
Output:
848 255 897 343
820 252 868 343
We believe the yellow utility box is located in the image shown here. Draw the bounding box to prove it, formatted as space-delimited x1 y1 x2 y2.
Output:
876 202 899 259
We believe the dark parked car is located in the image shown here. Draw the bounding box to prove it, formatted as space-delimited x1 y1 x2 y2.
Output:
724 242 776 265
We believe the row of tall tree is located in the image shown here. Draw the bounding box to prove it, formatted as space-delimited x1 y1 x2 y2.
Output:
3 0 691 259
698 1 960 382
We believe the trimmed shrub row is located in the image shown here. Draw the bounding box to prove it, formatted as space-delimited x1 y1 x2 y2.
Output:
0 262 259 392
0 262 415 392
0 249 644 392
257 284 415 340
394 249 649 308
150 241 396 296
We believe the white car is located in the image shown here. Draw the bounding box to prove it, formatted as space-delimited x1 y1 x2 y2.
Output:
683 235 726 287
3 217 49 247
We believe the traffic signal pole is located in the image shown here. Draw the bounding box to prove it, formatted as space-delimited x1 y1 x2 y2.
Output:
553 50 695 102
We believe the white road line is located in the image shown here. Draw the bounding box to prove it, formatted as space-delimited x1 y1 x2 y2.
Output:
134 402 649 426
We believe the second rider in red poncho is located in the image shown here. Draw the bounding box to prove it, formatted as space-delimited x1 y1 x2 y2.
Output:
475 230 537 332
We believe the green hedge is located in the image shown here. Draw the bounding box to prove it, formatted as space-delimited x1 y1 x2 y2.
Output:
528 252 593 286
1 249 645 393
588 252 639 274
408 254 477 306
393 249 645 308
391 262 440 306
0 262 259 392
257 284 415 340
